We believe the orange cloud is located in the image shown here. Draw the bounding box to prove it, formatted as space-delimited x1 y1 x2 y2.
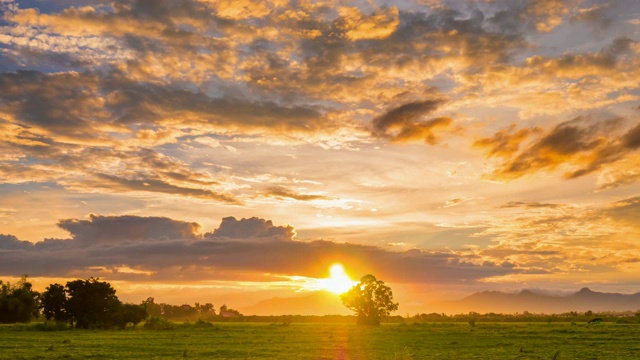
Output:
474 124 542 158
338 6 399 40
371 100 454 144
478 116 640 181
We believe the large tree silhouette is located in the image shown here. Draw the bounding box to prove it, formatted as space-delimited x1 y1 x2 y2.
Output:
0 275 39 324
42 278 147 329
340 274 398 325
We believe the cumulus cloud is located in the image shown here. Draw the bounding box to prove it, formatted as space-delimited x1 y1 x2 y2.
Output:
58 214 201 245
0 215 516 284
204 216 295 241
0 234 32 250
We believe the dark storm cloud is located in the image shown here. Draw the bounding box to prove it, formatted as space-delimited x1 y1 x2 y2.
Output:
0 215 517 284
371 100 454 144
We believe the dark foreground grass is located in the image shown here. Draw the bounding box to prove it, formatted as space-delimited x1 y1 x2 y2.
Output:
2 322 640 359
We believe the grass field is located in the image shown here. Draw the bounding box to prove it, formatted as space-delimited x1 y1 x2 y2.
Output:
2 322 640 359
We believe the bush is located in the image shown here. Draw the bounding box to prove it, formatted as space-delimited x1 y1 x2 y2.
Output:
33 322 71 331
194 319 213 328
143 316 175 330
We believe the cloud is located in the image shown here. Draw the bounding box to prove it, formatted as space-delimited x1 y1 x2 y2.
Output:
458 35 639 120
58 214 201 245
0 70 107 140
570 3 613 30
262 186 330 201
500 201 562 209
204 216 295 241
596 154 640 190
338 6 399 41
474 124 543 158
0 70 326 141
479 115 640 181
94 174 242 204
0 234 33 250
466 194 640 283
527 0 570 32
371 100 454 144
602 196 640 227
0 215 516 284
444 197 473 208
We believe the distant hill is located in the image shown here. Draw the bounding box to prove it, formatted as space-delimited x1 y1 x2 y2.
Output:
432 288 640 314
239 291 352 316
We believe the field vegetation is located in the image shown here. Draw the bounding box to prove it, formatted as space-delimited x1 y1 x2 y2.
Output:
3 321 640 359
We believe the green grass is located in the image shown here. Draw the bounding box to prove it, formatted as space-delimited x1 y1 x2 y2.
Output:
2 322 640 359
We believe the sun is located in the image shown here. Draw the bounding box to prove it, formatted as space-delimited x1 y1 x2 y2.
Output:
319 263 357 294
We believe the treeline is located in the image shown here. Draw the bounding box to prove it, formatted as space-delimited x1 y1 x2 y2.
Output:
410 311 640 324
1 276 147 329
0 276 245 328
142 297 242 322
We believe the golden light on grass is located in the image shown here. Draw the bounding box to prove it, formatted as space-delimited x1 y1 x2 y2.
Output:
318 263 357 294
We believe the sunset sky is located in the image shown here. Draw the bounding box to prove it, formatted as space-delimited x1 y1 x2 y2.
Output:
1 0 640 314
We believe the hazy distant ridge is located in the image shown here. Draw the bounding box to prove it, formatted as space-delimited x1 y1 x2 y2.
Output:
434 288 640 314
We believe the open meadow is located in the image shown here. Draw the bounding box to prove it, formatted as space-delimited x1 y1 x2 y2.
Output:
2 322 640 359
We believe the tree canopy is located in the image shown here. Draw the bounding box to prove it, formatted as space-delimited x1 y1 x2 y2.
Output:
0 275 39 324
42 278 147 329
340 274 398 326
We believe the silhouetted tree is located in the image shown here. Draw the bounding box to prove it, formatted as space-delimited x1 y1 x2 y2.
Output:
41 283 68 322
142 297 162 317
112 303 148 329
65 278 122 329
340 274 398 326
0 275 40 323
219 304 242 318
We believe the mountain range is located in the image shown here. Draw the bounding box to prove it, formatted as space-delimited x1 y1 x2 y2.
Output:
238 288 640 316
432 288 640 314
239 291 351 316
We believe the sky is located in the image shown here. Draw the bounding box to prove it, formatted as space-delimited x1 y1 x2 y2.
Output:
1 0 640 314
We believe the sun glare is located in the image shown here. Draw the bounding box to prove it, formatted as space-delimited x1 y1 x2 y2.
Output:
319 263 357 294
